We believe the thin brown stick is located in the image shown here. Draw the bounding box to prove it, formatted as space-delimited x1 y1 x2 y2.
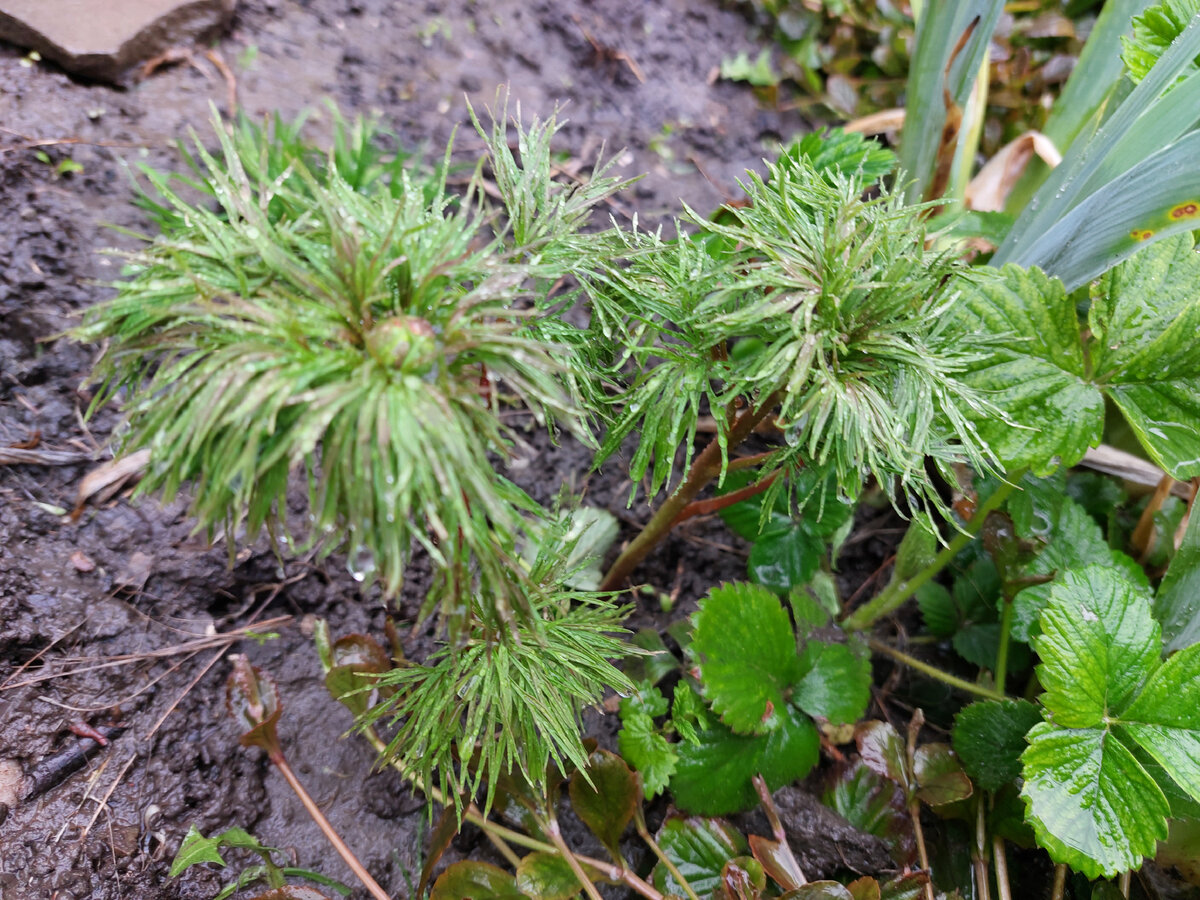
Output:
1050 864 1067 900
906 711 937 900
272 752 391 900
671 469 781 527
992 836 1011 900
544 816 606 900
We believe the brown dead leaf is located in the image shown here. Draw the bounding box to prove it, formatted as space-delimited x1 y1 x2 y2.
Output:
73 449 151 516
966 131 1061 212
70 551 96 573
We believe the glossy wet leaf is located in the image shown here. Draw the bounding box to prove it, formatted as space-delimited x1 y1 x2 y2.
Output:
793 641 871 726
1090 234 1200 479
1021 723 1168 878
952 699 1042 791
912 743 972 806
418 805 462 900
846 878 881 900
720 856 766 900
1022 563 1200 877
569 750 638 858
822 761 912 864
671 703 819 816
431 862 527 900
515 852 584 900
856 721 908 788
226 655 282 753
693 583 801 735
653 817 749 898
877 873 930 900
626 629 678 686
748 835 804 893
324 633 391 716
952 264 1101 475
1011 498 1148 642
1156 507 1200 652
749 528 823 595
1122 0 1200 83
1034 567 1159 728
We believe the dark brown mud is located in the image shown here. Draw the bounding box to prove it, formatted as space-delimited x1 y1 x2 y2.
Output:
0 2 879 898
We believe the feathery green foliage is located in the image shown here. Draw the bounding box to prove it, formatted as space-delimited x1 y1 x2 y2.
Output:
79 107 623 629
588 157 995 512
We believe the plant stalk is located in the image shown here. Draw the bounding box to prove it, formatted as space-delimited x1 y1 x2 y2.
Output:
992 836 1011 900
995 596 1015 693
843 475 1022 631
972 797 991 900
269 750 392 900
599 392 782 591
906 711 936 900
1051 864 1067 900
544 815 606 900
869 638 1008 701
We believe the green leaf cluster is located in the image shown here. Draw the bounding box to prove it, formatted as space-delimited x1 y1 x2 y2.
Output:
1021 565 1200 878
619 582 871 816
1121 0 1200 84
589 154 994 512
952 235 1200 480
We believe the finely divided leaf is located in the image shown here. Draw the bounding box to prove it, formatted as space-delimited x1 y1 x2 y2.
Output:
953 265 1101 474
617 702 677 800
693 583 801 734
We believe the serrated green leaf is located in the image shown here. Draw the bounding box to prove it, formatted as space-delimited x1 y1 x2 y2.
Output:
671 680 711 745
1090 234 1200 478
569 750 638 859
794 642 871 726
1156 508 1200 652
912 743 973 806
671 703 819 816
1011 498 1149 642
617 706 677 800
788 584 833 631
170 825 231 877
1119 643 1200 803
953 699 1043 791
1121 0 1200 83
749 528 823 595
782 128 895 187
1021 722 1169 879
515 852 583 900
694 583 801 734
653 817 749 898
1034 566 1160 728
953 265 1102 474
432 862 527 900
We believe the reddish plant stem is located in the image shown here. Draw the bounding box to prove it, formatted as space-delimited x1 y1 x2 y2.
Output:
670 469 782 527
270 750 392 900
599 392 782 592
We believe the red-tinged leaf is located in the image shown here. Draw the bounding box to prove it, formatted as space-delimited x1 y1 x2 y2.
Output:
748 835 804 892
418 803 463 899
721 856 766 900
653 817 749 897
431 861 527 900
325 633 393 715
847 877 881 900
569 750 638 858
780 882 854 900
913 743 973 806
855 721 909 789
226 655 282 753
879 872 930 900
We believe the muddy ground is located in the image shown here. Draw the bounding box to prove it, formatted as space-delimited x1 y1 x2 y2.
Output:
0 2 900 898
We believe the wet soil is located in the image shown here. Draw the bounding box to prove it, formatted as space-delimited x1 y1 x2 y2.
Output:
0 2 893 898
